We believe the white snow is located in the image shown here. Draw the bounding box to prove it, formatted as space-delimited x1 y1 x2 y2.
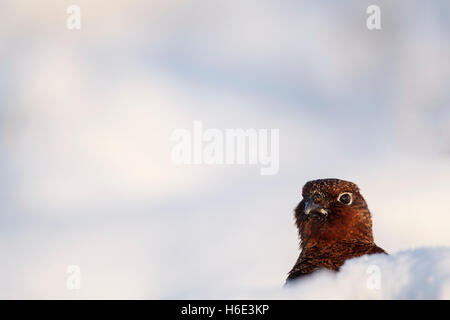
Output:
280 247 450 299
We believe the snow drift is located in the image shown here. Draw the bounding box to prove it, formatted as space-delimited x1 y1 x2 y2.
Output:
280 247 450 299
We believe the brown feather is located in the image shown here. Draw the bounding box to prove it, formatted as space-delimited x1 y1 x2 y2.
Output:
287 178 387 282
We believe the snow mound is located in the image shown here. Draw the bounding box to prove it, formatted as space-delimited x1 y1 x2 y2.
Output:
282 247 450 299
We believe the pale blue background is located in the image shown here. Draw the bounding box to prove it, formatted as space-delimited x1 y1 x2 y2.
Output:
0 0 449 298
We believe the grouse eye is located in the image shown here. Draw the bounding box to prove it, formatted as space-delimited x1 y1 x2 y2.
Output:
338 193 352 205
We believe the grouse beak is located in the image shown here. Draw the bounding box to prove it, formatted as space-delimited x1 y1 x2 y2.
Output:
304 200 329 217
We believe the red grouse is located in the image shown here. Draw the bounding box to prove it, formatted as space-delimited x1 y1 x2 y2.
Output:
287 178 386 282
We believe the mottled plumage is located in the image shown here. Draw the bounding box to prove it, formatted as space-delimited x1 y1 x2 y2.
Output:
287 178 386 282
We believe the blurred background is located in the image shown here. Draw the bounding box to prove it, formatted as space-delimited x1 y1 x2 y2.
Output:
0 0 449 298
